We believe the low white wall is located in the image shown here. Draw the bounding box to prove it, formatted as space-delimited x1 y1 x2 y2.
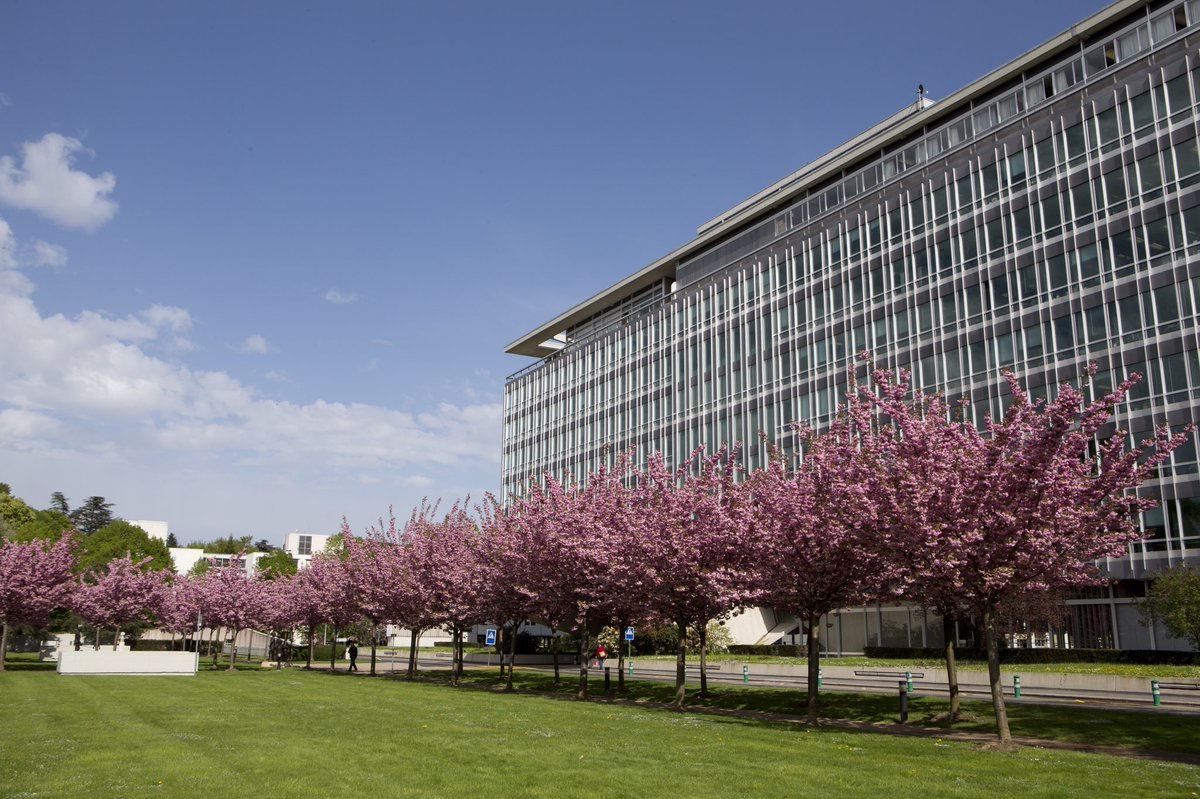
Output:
58 649 199 676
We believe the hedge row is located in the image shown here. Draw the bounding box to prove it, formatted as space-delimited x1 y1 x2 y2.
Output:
728 644 807 657
130 639 223 655
861 646 1200 665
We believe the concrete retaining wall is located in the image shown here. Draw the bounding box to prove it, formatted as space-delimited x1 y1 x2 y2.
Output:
58 649 199 676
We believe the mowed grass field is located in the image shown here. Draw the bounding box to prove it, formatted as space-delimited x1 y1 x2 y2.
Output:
1 668 1198 799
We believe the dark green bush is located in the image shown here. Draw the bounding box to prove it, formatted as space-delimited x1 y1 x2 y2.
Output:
728 644 807 657
862 646 1200 665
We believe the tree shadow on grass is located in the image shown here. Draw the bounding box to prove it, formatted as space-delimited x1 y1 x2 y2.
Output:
1 661 56 671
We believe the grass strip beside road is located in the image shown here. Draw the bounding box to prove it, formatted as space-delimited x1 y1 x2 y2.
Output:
1 668 1197 798
445 668 1200 757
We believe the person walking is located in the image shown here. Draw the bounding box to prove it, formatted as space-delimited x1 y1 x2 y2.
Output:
347 640 359 672
595 643 607 670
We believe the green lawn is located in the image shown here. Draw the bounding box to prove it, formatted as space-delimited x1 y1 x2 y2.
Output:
1 669 1197 798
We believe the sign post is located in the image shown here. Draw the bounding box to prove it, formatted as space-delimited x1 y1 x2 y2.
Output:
485 628 497 670
624 626 634 664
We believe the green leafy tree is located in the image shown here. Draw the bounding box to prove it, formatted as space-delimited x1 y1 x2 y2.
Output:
256 549 297 579
12 510 76 543
323 531 352 559
253 538 277 552
71 496 114 535
0 482 10 496
1140 565 1200 651
78 520 174 574
186 534 254 554
188 558 211 577
0 491 36 540
166 533 179 548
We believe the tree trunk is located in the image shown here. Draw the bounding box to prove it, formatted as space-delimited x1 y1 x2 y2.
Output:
674 617 688 708
551 626 560 685
94 623 101 651
0 622 9 671
576 620 589 700
369 623 378 676
617 618 628 693
306 630 314 670
330 629 338 671
806 614 821 724
227 627 239 671
697 622 709 699
942 613 961 721
407 629 419 679
506 619 520 691
983 604 1013 747
451 629 462 686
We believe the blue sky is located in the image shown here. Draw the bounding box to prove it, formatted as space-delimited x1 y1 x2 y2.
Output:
0 0 1104 543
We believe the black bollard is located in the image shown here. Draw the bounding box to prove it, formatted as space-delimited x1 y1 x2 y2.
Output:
604 666 611 696
898 681 909 723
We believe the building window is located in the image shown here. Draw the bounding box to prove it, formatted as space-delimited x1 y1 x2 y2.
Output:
298 535 312 556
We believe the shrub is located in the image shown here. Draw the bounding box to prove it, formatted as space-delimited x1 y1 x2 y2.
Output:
728 644 806 657
861 646 1200 665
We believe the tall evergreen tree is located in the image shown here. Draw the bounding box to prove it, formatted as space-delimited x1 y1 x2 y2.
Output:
49 492 70 516
71 497 114 535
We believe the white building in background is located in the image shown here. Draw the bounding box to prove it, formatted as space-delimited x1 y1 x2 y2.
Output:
168 547 264 576
128 520 170 542
283 532 330 570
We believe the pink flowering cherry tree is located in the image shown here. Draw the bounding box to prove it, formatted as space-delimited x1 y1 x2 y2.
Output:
0 534 76 668
750 403 892 723
867 364 1190 745
634 447 753 707
74 553 168 650
477 495 535 690
425 501 491 686
199 556 265 671
343 526 397 676
158 576 205 651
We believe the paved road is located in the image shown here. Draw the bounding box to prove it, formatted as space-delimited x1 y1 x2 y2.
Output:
577 662 1200 713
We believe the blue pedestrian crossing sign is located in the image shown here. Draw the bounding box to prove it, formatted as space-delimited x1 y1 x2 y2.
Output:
485 628 497 646
624 626 635 641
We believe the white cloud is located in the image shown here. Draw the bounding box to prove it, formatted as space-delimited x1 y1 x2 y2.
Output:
0 277 502 472
0 94 10 110
0 133 118 231
0 218 15 269
30 240 68 268
0 233 501 535
324 289 357 305
239 334 272 355
0 408 60 441
141 304 192 333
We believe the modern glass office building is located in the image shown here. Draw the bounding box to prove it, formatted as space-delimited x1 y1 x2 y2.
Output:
503 0 1200 650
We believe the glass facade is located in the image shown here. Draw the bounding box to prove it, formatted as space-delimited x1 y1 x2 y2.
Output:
504 0 1200 586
